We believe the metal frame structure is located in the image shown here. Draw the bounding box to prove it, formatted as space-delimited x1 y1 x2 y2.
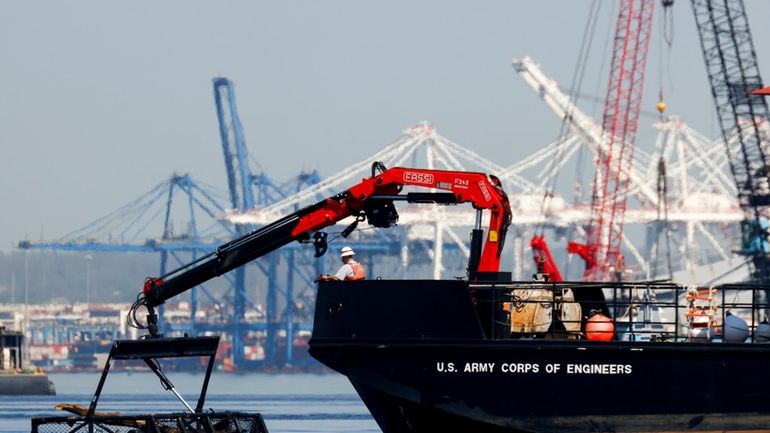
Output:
17 52 758 368
565 0 656 281
691 0 770 281
17 112 747 367
511 56 742 281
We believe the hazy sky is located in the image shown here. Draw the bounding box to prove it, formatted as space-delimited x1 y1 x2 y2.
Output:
3 1 770 252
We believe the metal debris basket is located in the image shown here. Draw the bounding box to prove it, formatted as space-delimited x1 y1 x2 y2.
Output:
31 336 270 433
31 411 269 433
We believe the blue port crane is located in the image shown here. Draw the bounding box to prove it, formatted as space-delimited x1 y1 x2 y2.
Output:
213 77 322 209
212 77 326 367
212 77 251 366
17 77 402 370
18 173 238 328
213 77 256 211
18 78 324 368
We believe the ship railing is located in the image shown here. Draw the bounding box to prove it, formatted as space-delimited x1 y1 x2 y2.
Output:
469 281 770 343
31 411 269 433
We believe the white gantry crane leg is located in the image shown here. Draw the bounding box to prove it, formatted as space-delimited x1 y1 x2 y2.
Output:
512 56 658 205
675 131 690 203
426 140 444 280
695 222 730 261
401 227 410 279
621 231 649 278
433 218 445 280
433 137 466 171
513 234 524 280
686 222 696 274
445 227 471 258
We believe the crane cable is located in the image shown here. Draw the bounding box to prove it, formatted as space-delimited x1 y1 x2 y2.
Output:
657 0 675 116
536 0 602 235
577 0 617 215
573 0 617 239
651 156 674 279
651 0 675 280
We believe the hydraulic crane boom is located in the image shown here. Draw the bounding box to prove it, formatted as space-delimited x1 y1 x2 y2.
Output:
137 162 511 335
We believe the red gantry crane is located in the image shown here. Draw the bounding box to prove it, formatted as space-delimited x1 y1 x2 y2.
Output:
566 0 656 281
532 0 655 282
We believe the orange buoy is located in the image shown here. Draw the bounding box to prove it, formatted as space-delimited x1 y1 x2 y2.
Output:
586 312 615 341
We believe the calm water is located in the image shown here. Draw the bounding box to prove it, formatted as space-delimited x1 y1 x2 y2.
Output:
1 372 379 433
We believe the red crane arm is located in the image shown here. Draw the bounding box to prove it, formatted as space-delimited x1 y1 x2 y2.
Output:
530 235 564 282
142 163 512 311
290 166 512 272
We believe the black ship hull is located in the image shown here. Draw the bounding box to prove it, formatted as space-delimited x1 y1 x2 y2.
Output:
309 280 770 433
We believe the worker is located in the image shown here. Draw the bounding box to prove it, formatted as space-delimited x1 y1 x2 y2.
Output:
317 246 366 281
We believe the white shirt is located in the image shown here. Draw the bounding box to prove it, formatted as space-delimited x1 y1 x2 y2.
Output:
334 261 357 280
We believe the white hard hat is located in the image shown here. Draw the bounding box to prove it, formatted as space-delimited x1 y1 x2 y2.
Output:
340 246 355 257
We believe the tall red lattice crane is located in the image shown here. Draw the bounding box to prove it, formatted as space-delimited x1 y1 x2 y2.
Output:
565 0 655 281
